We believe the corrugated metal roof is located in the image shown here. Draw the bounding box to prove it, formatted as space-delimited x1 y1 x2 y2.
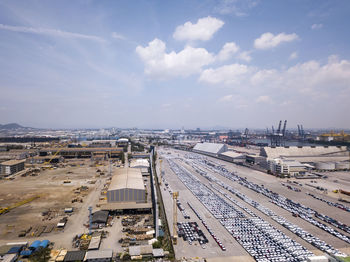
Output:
63 251 86 262
85 249 112 260
219 151 244 158
130 159 149 168
261 146 348 159
193 142 226 154
92 211 109 224
108 169 144 191
0 160 25 166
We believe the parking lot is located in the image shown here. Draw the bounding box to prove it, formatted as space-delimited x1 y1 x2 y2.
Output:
158 148 350 260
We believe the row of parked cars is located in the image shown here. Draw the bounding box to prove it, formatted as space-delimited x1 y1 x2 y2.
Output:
187 202 226 251
190 153 350 246
177 221 208 247
184 153 348 258
281 182 301 192
307 192 350 213
167 157 314 261
215 179 346 258
163 178 190 219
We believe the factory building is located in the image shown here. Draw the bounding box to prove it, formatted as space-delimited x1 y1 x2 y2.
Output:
0 160 25 176
193 142 227 157
218 151 245 163
269 159 307 176
39 148 123 159
107 169 145 203
261 146 349 172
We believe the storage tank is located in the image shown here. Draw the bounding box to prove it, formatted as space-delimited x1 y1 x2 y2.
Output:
29 240 41 250
39 240 49 249
315 162 335 170
335 162 349 170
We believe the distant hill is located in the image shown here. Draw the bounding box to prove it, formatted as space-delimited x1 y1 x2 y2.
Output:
0 123 25 129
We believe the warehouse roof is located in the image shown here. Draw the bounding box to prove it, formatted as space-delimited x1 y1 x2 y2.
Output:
193 142 227 154
129 245 153 256
85 250 113 260
101 202 152 210
108 169 144 191
219 151 244 159
261 146 348 159
63 251 86 262
0 160 25 166
130 159 149 168
40 148 123 153
92 211 109 224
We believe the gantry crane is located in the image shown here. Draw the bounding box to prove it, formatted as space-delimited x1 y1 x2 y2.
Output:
172 191 179 245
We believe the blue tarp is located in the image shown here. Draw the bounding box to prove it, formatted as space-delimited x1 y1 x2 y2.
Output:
39 240 49 248
7 246 23 254
29 240 41 250
20 250 32 256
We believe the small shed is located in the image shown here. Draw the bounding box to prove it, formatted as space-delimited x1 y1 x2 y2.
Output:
85 249 113 262
92 210 109 225
63 250 86 262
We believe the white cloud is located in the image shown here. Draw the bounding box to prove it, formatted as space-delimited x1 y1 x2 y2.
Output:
237 51 252 62
219 94 233 102
0 24 105 42
199 55 350 100
254 32 298 49
199 63 249 85
311 23 323 30
173 16 224 41
256 95 272 103
111 32 126 40
217 42 239 61
136 38 215 78
289 51 298 60
214 0 259 17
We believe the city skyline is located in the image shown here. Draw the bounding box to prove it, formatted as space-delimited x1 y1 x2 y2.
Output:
0 0 350 129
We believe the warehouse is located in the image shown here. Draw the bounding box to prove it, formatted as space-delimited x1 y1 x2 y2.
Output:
0 160 25 176
107 169 145 203
39 148 123 159
260 146 349 172
218 151 245 163
192 142 227 157
260 146 348 160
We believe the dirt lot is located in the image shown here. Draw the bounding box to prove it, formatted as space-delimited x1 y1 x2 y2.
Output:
0 160 107 242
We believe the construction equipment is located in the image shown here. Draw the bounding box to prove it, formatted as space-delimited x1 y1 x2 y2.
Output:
0 195 40 215
172 191 179 245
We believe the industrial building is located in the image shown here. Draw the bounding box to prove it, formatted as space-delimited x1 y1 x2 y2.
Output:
193 142 227 157
85 249 113 262
39 148 123 159
260 146 349 172
107 169 146 203
268 159 307 176
218 151 245 163
0 160 25 176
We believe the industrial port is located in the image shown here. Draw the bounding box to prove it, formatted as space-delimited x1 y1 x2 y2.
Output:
0 124 349 262
1 1 350 261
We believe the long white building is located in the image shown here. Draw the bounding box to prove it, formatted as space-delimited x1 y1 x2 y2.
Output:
193 142 227 157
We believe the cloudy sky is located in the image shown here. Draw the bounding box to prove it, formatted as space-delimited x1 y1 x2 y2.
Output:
0 0 349 129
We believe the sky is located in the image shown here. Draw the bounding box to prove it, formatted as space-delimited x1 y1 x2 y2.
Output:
0 0 350 129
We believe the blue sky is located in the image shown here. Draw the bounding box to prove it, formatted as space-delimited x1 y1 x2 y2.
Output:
0 0 349 129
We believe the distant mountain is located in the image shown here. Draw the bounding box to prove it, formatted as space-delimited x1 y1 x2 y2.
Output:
0 123 25 129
